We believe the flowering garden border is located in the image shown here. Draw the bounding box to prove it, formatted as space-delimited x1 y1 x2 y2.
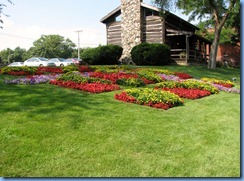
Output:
2 65 240 110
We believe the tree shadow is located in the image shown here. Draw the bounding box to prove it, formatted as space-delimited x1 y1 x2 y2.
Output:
0 81 118 129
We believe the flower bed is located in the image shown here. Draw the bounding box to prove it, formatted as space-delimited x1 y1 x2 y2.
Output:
136 69 164 83
212 84 240 94
78 65 94 72
57 72 111 84
115 88 184 110
89 72 139 83
4 74 60 85
35 67 63 75
50 80 120 93
116 78 146 87
159 88 211 99
1 67 37 76
174 72 193 79
89 72 154 86
1 66 64 76
155 80 219 94
159 74 180 81
201 77 234 88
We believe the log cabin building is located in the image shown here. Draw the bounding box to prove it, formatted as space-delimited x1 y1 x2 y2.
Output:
100 0 212 65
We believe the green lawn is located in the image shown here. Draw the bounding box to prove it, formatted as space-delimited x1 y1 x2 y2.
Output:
0 65 240 177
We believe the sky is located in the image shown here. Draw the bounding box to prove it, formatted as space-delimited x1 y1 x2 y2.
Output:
0 0 192 51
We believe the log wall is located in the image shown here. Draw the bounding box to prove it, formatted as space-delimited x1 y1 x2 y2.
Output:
107 22 122 46
142 16 163 43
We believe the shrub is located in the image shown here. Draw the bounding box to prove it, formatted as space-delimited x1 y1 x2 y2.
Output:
81 45 123 65
131 43 171 66
216 61 224 68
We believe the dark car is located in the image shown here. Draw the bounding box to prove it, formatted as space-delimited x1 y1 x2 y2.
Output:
67 58 87 65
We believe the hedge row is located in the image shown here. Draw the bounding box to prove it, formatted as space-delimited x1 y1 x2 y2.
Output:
81 43 171 66
81 45 123 65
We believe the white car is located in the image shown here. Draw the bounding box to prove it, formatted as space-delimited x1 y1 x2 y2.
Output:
48 58 74 67
24 57 50 67
8 62 24 67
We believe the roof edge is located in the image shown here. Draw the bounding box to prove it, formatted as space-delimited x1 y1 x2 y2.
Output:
100 6 121 23
100 2 199 30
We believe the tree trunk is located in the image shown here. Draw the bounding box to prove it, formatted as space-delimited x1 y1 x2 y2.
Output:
208 27 222 69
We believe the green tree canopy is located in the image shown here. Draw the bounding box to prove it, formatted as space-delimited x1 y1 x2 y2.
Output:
29 34 76 58
0 48 13 63
0 47 27 63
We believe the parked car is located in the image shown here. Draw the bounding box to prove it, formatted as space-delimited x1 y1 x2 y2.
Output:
67 58 87 65
48 58 74 67
24 57 51 67
8 62 24 67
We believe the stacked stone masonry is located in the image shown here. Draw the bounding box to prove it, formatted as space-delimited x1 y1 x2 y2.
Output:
120 0 143 63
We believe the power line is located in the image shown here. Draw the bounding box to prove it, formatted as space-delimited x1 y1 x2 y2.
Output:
0 32 34 40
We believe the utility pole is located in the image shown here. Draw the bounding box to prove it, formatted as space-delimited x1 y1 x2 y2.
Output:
75 30 83 59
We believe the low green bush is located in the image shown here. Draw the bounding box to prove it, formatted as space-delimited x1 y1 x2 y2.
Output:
81 45 123 65
131 43 171 66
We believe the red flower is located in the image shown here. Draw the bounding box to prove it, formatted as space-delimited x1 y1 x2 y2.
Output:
174 72 193 79
214 83 233 88
50 80 120 93
8 71 29 76
115 92 173 110
90 72 139 83
161 88 211 99
36 67 63 74
78 66 94 72
115 92 137 103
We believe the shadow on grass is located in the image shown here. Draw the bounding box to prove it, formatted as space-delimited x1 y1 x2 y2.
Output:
0 80 116 124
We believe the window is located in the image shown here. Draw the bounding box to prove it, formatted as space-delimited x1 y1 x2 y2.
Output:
145 9 154 17
115 14 121 22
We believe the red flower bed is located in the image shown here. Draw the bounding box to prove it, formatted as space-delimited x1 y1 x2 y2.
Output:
146 102 171 110
114 92 137 103
78 66 94 72
90 72 139 83
50 80 120 93
36 67 63 75
174 72 193 79
7 71 29 76
141 78 155 84
214 83 233 88
114 92 172 110
160 87 211 99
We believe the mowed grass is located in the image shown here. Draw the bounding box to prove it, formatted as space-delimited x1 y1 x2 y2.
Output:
0 66 240 177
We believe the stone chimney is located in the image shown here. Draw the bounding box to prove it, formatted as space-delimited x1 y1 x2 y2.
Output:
120 0 142 63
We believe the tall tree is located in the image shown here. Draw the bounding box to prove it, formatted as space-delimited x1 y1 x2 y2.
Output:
0 0 13 28
153 0 239 69
0 48 14 63
29 35 76 58
12 47 27 62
